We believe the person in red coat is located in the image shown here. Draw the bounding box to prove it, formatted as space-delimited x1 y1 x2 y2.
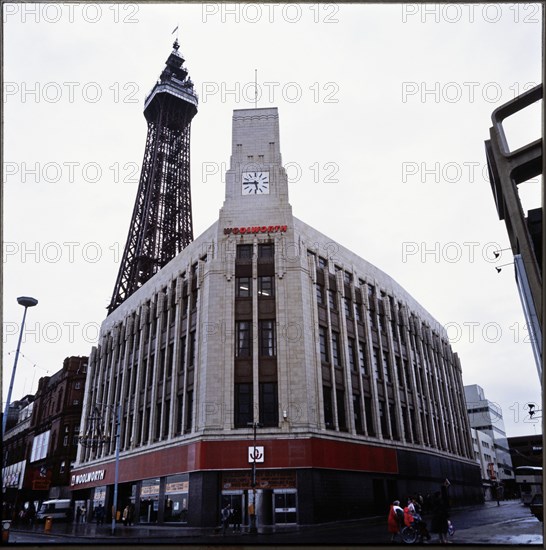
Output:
388 500 404 541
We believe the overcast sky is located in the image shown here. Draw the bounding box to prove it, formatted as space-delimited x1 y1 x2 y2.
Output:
3 3 542 437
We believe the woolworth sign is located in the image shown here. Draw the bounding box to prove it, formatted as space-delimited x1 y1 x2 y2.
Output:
71 469 106 486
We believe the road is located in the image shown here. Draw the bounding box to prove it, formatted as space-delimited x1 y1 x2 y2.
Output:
6 499 543 546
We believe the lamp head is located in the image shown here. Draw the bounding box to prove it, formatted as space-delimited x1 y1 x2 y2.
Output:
17 296 38 308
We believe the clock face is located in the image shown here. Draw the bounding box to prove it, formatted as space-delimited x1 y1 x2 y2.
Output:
242 171 270 195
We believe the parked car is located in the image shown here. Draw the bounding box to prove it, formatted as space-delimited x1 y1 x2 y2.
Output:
529 494 543 522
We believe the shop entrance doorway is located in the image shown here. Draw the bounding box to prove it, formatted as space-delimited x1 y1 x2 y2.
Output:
273 489 297 524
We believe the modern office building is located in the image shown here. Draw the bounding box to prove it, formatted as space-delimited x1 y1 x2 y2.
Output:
464 384 514 490
469 428 502 501
71 105 482 529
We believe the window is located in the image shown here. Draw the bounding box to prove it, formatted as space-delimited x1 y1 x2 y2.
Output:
236 321 252 357
344 297 352 318
75 382 81 390
155 403 162 440
235 384 253 428
353 395 364 434
364 397 375 437
73 400 79 406
354 302 362 322
389 403 399 440
176 394 184 434
358 341 368 375
318 256 328 269
191 288 198 311
237 244 253 259
259 383 278 427
337 390 347 431
167 343 174 378
236 277 252 297
323 386 333 428
259 321 276 357
258 276 274 297
30 430 50 462
378 400 388 435
348 338 357 372
258 243 274 258
382 350 392 382
373 347 381 380
60 461 66 474
332 332 342 367
73 426 80 446
328 289 337 310
177 337 186 374
159 348 166 380
319 327 329 363
367 309 377 328
344 271 352 285
316 285 325 305
148 355 155 385
185 391 193 432
188 331 196 367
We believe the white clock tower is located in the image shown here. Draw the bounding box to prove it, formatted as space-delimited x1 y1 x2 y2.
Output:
220 108 292 223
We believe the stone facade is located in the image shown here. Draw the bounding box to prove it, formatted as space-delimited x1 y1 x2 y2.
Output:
72 108 481 528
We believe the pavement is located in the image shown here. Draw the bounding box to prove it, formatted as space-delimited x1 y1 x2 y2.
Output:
4 499 543 546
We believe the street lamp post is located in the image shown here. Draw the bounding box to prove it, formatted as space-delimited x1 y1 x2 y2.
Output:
247 421 261 535
2 296 38 436
79 404 121 535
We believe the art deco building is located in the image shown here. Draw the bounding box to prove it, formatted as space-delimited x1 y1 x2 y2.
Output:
72 108 481 528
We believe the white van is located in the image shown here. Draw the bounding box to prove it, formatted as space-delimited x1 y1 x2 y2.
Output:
36 499 72 521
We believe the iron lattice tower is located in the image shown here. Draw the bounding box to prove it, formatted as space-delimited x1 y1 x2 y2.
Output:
108 40 198 314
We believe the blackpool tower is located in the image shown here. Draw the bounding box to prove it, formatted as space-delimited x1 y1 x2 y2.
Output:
108 39 198 313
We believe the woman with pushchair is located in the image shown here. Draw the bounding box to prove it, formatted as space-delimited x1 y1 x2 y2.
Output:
404 497 431 542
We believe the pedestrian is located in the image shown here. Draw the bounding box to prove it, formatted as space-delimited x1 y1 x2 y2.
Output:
76 506 82 524
128 503 135 526
410 497 430 542
221 503 231 535
232 505 242 532
496 483 504 506
430 492 450 544
81 505 87 523
122 505 130 526
387 500 404 542
95 504 105 525
26 502 36 527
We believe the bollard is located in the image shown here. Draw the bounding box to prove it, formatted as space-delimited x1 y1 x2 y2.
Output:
2 520 11 543
44 516 53 533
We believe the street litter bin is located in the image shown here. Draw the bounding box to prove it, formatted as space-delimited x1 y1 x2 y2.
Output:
44 516 53 532
2 520 11 543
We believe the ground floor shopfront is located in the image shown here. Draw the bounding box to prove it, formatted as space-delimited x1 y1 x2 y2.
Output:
70 438 483 528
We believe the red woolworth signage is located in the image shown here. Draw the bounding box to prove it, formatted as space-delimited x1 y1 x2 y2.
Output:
224 225 287 235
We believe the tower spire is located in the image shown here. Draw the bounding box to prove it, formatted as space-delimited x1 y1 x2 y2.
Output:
108 42 198 314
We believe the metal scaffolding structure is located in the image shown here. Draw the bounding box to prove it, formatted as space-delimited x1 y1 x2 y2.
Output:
108 40 198 314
